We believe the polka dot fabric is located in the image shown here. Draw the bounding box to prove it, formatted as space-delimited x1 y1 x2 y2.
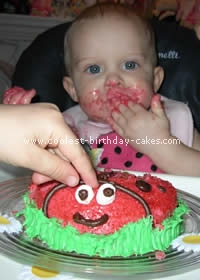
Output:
91 132 163 173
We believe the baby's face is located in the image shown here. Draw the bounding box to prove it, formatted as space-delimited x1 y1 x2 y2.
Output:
67 16 156 122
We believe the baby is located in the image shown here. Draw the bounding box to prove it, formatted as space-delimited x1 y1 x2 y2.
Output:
4 3 200 176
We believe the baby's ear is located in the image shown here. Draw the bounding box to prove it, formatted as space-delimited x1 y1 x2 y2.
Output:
153 66 164 93
63 76 78 102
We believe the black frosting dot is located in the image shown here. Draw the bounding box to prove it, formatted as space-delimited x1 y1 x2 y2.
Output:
101 157 108 165
136 152 143 158
124 161 132 167
136 180 152 192
97 141 104 148
151 164 157 172
114 146 122 154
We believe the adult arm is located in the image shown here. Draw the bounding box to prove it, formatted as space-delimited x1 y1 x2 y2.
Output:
0 103 97 187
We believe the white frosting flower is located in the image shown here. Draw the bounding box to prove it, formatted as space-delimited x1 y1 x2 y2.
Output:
171 233 200 252
0 214 22 234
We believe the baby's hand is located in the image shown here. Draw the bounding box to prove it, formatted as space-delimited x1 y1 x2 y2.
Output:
3 86 36 105
153 0 177 19
109 95 170 157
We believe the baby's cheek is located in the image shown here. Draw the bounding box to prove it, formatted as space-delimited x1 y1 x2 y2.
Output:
82 100 104 116
138 89 153 108
79 90 108 121
135 82 154 108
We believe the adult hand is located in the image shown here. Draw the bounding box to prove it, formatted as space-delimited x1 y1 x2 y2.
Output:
0 103 97 187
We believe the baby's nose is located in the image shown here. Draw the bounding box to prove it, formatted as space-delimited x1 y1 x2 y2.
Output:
105 73 123 88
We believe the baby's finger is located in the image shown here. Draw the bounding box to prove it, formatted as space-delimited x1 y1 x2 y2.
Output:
117 103 140 120
3 92 16 104
111 109 127 128
9 93 23 104
22 89 36 104
109 117 124 136
151 95 166 119
118 104 130 115
128 102 146 115
2 95 10 104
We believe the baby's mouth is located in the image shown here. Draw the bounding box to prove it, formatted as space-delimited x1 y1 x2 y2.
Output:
106 86 140 108
73 212 109 227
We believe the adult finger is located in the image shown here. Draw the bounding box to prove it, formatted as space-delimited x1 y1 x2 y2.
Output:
58 142 98 188
23 145 81 186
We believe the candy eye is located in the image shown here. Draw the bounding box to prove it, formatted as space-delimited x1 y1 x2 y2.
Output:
96 183 116 205
75 185 94 204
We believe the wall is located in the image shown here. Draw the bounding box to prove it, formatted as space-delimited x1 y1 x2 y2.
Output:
0 13 71 65
0 13 72 100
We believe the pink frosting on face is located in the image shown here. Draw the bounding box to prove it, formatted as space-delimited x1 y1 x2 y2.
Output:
80 86 146 122
106 86 143 108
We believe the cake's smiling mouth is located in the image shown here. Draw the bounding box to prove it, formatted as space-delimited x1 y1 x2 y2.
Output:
73 212 109 227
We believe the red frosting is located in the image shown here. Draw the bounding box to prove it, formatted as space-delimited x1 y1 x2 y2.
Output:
29 172 177 235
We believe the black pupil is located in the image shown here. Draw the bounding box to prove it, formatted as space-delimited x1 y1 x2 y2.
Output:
79 189 88 200
91 65 99 73
126 61 135 69
103 188 114 197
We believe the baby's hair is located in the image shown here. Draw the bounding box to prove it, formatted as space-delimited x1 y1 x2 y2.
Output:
64 2 157 75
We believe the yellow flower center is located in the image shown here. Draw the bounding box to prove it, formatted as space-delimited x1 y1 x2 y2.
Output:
31 266 59 278
183 235 200 244
0 216 10 225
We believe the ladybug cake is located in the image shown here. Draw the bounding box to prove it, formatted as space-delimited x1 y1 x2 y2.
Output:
21 171 189 258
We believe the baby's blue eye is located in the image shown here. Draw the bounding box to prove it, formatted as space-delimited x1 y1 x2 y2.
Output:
87 64 101 74
123 61 138 70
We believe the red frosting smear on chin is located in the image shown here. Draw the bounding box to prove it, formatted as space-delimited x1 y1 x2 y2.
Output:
106 86 144 110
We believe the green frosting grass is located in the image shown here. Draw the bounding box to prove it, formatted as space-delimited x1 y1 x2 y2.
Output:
19 194 189 258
